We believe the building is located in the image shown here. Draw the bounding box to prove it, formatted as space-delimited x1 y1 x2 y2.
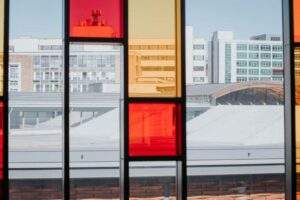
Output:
186 26 208 84
9 38 121 93
210 31 283 84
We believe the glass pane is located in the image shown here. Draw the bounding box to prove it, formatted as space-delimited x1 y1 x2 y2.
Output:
129 161 176 199
294 0 300 42
69 43 122 199
9 0 63 198
295 47 300 199
128 0 181 97
186 0 285 199
129 102 182 157
70 0 123 38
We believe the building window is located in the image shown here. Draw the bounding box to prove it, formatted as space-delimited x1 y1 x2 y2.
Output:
249 61 259 67
237 52 247 59
249 53 259 59
193 77 205 82
272 53 283 59
193 66 204 71
193 55 204 61
261 61 271 67
260 69 272 75
236 60 247 67
273 61 283 67
236 44 247 51
193 44 204 50
260 45 271 51
249 69 259 75
236 68 247 75
272 45 283 51
260 53 271 59
249 44 259 51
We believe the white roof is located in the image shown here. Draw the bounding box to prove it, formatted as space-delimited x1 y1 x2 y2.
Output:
187 105 284 147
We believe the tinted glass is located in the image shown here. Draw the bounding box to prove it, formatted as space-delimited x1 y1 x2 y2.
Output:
70 0 123 38
128 0 182 97
129 102 182 157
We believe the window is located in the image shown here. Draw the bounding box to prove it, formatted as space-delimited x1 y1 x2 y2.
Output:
237 52 247 59
260 69 271 75
272 45 283 51
261 61 271 67
260 45 271 51
236 68 247 75
273 61 283 68
236 76 247 82
129 103 182 157
236 60 247 67
193 77 205 82
249 44 259 51
193 66 204 71
249 53 259 59
193 55 204 61
260 53 271 59
70 0 124 38
249 69 259 75
236 44 247 51
272 53 283 59
128 0 181 97
249 61 259 67
193 44 204 50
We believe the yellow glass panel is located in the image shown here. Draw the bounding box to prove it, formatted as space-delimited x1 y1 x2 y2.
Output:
0 0 4 96
128 0 181 97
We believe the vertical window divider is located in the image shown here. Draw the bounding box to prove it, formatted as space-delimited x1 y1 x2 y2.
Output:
63 0 70 199
283 0 295 199
3 0 9 199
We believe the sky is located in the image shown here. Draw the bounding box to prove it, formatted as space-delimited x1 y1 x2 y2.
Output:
10 0 282 40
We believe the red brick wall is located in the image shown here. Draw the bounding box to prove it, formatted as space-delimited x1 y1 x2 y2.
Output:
9 174 285 200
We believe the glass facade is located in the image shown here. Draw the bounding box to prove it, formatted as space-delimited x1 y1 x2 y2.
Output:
0 0 296 199
70 0 124 38
128 0 181 97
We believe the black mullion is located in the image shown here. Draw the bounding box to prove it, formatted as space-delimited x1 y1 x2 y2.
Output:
123 0 129 199
283 0 295 199
69 37 126 44
3 0 9 199
64 0 70 199
180 0 187 199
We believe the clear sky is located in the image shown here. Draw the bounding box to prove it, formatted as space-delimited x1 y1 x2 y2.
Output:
186 0 283 40
10 0 282 40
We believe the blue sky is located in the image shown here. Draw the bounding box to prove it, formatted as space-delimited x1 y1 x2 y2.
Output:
10 0 282 40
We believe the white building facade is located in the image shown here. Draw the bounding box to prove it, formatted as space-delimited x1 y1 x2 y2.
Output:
210 31 283 84
186 26 208 84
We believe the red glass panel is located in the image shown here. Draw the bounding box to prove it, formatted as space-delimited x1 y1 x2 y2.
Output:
70 0 123 38
129 103 182 157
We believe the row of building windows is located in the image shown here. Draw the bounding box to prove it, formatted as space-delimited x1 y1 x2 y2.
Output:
236 52 283 59
193 44 205 50
236 68 272 75
236 44 283 52
236 60 283 67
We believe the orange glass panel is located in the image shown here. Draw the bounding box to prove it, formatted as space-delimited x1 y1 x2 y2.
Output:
129 103 182 157
128 0 181 97
70 0 123 38
294 0 300 42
